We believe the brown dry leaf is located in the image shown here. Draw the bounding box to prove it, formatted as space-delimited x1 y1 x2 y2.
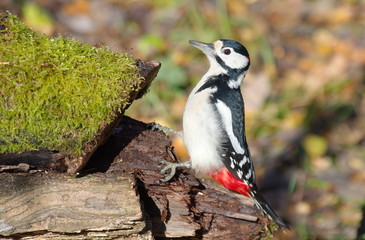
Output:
172 50 190 66
312 29 337 57
298 58 316 72
349 171 365 182
227 0 248 16
295 201 311 215
316 193 338 209
338 202 362 226
348 157 365 172
328 5 354 24
62 0 90 15
311 157 332 172
172 136 188 160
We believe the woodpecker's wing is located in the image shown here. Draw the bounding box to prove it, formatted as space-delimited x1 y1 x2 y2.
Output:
214 92 289 229
214 89 255 186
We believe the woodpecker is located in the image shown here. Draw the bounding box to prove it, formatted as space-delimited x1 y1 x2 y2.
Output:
160 39 288 228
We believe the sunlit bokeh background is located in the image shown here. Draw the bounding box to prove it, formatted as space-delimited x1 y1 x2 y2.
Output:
2 0 365 239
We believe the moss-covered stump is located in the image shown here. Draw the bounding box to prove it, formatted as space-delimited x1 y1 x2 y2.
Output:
0 12 160 173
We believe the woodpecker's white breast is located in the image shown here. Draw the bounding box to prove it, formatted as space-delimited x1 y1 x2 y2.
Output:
183 72 225 174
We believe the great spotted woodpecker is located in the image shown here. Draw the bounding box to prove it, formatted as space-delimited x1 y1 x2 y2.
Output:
159 39 288 228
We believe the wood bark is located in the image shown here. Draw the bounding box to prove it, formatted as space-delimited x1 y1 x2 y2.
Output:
107 117 268 239
0 117 270 239
0 173 148 239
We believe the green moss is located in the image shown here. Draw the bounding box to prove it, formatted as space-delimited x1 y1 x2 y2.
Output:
258 220 279 240
0 12 142 155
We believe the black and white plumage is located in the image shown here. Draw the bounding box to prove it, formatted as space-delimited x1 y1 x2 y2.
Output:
184 40 249 174
161 39 287 228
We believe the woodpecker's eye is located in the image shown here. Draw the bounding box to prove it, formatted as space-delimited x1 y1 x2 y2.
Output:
223 49 231 55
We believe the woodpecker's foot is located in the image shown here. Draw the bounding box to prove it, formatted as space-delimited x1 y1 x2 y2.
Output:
159 160 191 182
148 122 183 138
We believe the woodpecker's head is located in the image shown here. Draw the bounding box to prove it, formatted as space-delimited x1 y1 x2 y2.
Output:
189 39 250 77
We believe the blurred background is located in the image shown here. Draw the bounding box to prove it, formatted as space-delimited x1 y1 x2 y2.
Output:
1 0 364 239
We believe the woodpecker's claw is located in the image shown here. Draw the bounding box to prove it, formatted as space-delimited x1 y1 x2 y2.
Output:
159 160 191 182
159 160 176 182
147 122 183 138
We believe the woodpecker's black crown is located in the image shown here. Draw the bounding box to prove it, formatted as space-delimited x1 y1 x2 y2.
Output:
189 39 250 72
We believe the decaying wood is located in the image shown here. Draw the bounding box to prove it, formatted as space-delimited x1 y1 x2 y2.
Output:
0 60 161 174
0 117 271 239
107 117 268 239
0 173 147 239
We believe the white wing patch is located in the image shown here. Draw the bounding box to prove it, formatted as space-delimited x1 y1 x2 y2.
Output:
215 100 245 155
245 170 252 179
230 157 235 169
239 155 249 168
237 169 243 179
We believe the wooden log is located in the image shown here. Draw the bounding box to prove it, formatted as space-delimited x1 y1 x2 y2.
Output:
0 173 147 239
0 117 273 239
107 117 268 239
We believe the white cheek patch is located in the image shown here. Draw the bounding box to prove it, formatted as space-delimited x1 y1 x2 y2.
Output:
221 52 249 70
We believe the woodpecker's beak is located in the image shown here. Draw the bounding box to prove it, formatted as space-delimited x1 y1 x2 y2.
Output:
189 40 215 57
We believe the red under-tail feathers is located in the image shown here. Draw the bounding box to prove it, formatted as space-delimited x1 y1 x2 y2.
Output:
208 167 252 197
208 167 289 228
